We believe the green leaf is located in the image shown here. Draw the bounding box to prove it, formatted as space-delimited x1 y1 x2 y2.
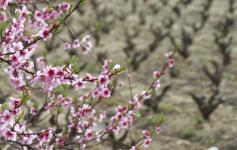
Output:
16 111 25 123
66 55 80 74
0 20 11 37
135 112 141 118
61 84 69 97
21 94 31 105
1 103 8 110
113 66 127 75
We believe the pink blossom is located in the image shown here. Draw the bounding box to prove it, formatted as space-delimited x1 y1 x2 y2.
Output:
35 10 44 21
152 80 161 90
141 91 150 99
16 5 30 21
92 89 100 98
57 95 72 109
32 66 72 91
21 133 37 145
9 97 21 110
1 129 17 141
142 130 151 138
38 28 52 41
101 88 111 98
143 137 152 148
81 35 93 54
5 68 25 89
84 129 93 141
58 2 70 12
44 102 54 111
142 130 152 148
64 42 72 51
0 0 9 10
98 75 109 86
73 78 86 89
156 127 161 135
77 104 94 118
99 112 106 122
56 135 65 146
168 58 175 68
38 129 53 144
14 123 26 133
1 110 12 123
85 73 96 82
165 51 173 58
72 39 80 49
153 70 161 78
165 51 174 68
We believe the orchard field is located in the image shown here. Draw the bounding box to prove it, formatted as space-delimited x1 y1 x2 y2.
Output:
0 0 237 150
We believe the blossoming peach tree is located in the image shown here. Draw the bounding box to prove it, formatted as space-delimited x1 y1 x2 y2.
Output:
0 0 175 149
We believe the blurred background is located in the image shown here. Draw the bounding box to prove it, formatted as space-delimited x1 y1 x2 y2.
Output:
1 0 237 149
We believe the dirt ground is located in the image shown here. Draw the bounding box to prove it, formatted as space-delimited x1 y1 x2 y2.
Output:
72 0 237 149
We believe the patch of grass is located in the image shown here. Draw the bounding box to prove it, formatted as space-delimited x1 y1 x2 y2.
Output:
159 103 174 113
193 114 205 128
144 114 165 126
179 127 195 140
207 137 217 145
104 98 122 106
84 62 100 73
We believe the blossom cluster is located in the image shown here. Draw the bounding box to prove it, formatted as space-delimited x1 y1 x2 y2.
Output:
0 0 174 149
64 35 93 54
